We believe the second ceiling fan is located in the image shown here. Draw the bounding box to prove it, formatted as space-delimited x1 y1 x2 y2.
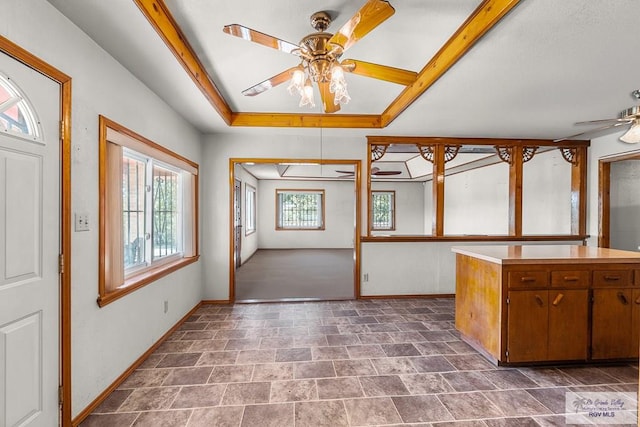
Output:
223 0 417 113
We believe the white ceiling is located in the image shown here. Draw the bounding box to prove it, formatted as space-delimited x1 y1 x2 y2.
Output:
46 0 640 141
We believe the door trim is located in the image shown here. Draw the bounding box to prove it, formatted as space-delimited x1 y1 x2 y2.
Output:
0 36 72 425
598 150 640 248
229 158 362 303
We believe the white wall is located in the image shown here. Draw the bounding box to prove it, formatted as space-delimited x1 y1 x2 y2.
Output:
257 179 356 248
234 164 259 263
523 149 572 234
609 160 640 251
370 181 425 235
2 1 203 417
444 163 510 235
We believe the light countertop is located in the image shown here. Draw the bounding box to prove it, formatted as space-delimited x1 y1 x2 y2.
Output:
452 245 640 265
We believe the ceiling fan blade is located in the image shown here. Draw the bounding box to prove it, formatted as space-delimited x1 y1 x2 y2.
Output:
553 122 630 142
373 170 402 176
341 59 416 86
319 81 341 113
575 118 632 125
241 67 299 96
328 0 395 53
223 24 300 55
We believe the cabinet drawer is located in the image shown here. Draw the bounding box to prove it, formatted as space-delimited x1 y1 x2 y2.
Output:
551 270 590 287
508 271 548 288
592 270 632 287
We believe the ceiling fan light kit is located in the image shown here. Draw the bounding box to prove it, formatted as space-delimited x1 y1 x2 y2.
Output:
620 118 640 144
222 0 410 113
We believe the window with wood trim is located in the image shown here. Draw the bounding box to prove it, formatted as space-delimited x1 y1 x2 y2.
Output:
245 184 256 235
99 116 198 306
276 189 325 230
372 191 395 230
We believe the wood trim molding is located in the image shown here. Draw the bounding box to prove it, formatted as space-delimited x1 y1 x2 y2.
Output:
230 112 381 128
432 145 445 235
360 293 455 300
71 302 202 426
361 235 589 243
509 145 523 235
598 160 610 248
132 0 232 124
229 158 362 302
380 0 524 126
0 35 74 426
367 135 590 148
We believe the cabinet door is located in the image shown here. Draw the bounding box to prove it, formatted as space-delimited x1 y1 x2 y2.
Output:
507 291 548 362
592 288 633 359
548 290 589 361
631 289 640 358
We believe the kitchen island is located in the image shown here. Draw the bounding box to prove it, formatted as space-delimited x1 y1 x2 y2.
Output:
453 245 640 365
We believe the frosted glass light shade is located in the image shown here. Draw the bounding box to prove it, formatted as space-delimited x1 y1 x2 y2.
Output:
620 119 640 144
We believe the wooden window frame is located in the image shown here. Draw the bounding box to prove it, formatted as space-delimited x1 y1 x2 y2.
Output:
371 190 396 231
275 189 326 231
98 115 199 307
245 184 256 235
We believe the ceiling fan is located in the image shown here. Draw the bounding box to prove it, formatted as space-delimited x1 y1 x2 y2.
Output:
336 166 402 177
555 90 640 143
222 0 417 113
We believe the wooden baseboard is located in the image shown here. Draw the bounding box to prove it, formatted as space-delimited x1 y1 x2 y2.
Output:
71 302 202 426
359 293 455 299
201 299 232 305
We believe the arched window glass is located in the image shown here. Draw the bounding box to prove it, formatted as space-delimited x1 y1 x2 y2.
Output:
0 72 42 142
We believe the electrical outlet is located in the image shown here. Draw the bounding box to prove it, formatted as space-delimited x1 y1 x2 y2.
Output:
164 300 169 313
75 212 90 232
363 273 369 282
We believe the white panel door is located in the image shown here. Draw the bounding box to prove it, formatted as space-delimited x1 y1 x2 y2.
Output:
0 52 60 426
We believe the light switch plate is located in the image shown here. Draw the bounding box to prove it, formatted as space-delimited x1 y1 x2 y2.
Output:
75 212 90 232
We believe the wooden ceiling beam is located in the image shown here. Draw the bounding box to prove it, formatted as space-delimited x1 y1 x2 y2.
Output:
133 0 233 125
380 0 523 127
231 113 382 128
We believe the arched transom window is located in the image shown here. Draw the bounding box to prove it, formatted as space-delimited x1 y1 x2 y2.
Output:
0 72 42 142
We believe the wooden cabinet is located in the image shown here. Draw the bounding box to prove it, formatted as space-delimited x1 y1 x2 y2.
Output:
453 245 640 366
507 288 588 363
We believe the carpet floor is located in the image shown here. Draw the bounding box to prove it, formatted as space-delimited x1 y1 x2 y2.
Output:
235 249 355 302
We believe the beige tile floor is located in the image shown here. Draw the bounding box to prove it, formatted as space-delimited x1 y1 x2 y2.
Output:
80 298 639 426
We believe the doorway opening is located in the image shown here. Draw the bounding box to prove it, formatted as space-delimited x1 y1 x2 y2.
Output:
598 151 640 249
229 158 361 302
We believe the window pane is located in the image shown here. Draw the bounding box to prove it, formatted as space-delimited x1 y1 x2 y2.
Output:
153 165 180 259
277 191 323 229
372 191 394 230
0 73 41 140
246 186 256 233
123 154 146 269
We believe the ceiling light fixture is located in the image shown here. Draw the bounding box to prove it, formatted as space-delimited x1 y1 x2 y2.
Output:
620 118 640 144
223 0 407 113
285 11 351 109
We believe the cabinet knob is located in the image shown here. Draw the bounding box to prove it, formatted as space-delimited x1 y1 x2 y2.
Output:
521 277 536 283
635 296 640 305
604 275 621 281
535 295 544 307
617 292 629 305
552 293 564 306
563 276 578 282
